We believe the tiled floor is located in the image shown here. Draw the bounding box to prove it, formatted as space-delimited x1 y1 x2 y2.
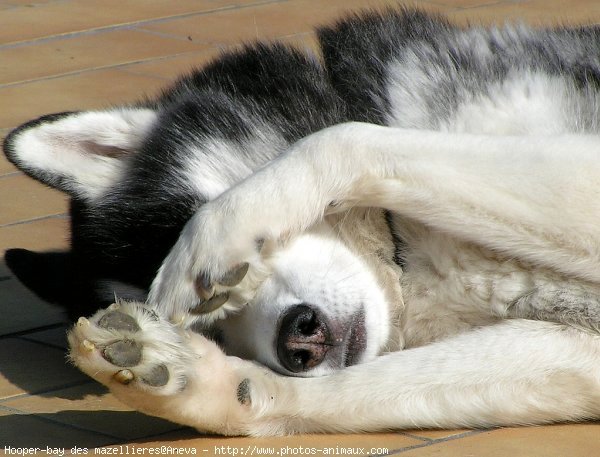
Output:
1 0 599 455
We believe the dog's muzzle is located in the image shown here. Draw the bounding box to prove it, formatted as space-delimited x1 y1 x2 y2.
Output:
276 304 366 374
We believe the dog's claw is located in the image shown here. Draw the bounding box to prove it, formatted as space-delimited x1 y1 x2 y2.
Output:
82 339 95 352
218 262 249 287
190 293 229 314
195 274 215 300
113 369 134 385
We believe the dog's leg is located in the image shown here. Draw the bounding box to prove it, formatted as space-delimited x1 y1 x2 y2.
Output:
259 319 600 433
69 310 600 435
148 122 600 322
506 283 600 333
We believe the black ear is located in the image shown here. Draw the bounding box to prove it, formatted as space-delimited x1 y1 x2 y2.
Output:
2 108 157 201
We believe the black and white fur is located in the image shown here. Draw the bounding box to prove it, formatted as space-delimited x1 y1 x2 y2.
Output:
4 9 600 435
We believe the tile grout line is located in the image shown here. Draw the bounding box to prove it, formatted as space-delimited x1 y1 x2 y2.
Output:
421 0 504 10
385 429 491 455
115 67 174 82
0 379 96 405
133 27 208 44
0 212 68 229
0 402 123 443
124 426 191 444
0 171 23 179
395 431 435 442
0 0 293 50
17 334 68 352
0 26 320 90
0 322 68 340
0 50 205 89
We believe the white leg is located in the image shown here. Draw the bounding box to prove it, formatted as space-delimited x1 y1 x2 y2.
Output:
70 310 600 435
148 123 600 321
253 320 600 434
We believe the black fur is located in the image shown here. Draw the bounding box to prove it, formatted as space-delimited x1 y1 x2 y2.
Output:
5 8 600 319
3 42 355 318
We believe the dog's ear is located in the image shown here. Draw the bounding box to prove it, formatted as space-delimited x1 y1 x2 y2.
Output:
3 108 157 201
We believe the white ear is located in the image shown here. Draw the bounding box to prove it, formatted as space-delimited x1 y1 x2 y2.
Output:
4 108 157 201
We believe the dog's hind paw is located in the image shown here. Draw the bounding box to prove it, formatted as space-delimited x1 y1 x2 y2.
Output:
67 301 276 435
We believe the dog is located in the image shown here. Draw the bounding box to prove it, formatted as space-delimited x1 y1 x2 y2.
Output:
4 8 600 436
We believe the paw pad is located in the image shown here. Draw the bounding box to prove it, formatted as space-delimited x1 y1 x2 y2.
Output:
141 364 170 387
236 378 251 405
98 310 141 332
102 339 142 367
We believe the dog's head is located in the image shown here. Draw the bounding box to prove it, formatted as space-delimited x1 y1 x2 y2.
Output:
4 108 404 377
205 210 404 377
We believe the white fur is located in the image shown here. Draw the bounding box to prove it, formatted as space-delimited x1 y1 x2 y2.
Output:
181 124 287 200
216 224 390 375
12 109 156 201
49 22 600 436
67 119 600 435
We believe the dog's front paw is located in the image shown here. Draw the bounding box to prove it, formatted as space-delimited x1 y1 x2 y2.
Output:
148 200 274 326
68 302 274 435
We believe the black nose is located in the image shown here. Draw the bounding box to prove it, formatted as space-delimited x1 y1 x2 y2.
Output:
277 304 330 373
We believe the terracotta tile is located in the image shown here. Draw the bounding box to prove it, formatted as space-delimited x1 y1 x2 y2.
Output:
122 33 331 82
2 0 600 453
402 428 476 441
0 0 268 45
0 408 115 449
0 69 166 129
4 383 182 440
1 29 209 86
0 161 19 177
0 215 69 252
0 174 67 226
0 339 87 400
129 431 425 453
121 49 221 81
422 0 508 7
0 132 19 175
400 424 600 457
449 0 600 26
140 0 417 45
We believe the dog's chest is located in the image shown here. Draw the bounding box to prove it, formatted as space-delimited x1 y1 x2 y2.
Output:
396 225 554 348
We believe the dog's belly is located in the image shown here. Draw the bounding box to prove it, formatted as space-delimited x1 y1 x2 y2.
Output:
386 62 597 135
398 228 563 348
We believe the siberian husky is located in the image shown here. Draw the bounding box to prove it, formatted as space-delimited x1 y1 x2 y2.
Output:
4 8 600 436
